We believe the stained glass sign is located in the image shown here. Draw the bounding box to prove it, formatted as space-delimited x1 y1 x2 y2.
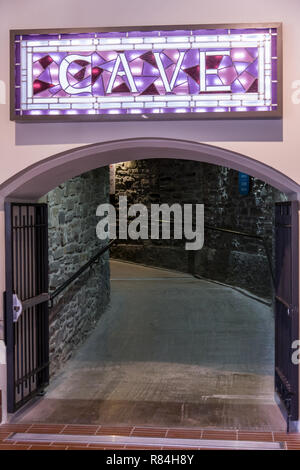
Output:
10 24 282 121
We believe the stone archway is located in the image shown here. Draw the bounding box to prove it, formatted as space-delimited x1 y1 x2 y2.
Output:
0 138 299 203
1 138 300 428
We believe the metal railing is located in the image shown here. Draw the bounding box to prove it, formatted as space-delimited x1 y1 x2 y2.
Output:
49 225 274 306
49 239 116 308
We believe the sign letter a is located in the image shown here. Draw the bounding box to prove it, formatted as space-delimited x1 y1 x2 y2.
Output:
107 54 138 93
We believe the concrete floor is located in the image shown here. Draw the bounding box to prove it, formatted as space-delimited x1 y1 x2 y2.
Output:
13 260 285 430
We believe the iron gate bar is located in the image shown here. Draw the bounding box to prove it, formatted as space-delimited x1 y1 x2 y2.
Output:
275 201 299 431
5 202 14 412
276 295 292 311
22 293 49 309
4 202 49 413
14 362 50 386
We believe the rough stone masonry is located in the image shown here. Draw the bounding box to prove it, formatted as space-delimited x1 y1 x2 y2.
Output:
111 159 287 300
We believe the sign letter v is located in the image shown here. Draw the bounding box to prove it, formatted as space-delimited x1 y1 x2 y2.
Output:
153 51 185 92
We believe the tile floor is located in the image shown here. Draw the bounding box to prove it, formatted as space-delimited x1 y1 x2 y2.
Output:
14 262 284 431
0 423 299 450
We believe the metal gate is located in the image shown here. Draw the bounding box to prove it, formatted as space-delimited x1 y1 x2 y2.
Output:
275 201 299 427
4 202 49 413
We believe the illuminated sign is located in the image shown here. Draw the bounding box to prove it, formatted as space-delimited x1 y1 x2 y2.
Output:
10 24 282 121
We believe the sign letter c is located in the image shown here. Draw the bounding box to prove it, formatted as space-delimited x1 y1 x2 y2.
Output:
59 54 92 95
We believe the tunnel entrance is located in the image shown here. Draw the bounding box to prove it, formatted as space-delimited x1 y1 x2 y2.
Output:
1 139 299 431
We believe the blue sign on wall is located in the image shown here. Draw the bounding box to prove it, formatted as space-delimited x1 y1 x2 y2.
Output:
238 172 250 196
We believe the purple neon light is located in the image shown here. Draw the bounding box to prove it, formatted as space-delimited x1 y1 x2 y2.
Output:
13 26 279 118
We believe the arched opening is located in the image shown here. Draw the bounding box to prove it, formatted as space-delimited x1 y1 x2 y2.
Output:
0 138 299 203
1 138 299 431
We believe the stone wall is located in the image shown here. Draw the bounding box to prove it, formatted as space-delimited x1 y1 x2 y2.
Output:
47 167 110 376
194 163 286 298
111 159 286 299
111 159 202 272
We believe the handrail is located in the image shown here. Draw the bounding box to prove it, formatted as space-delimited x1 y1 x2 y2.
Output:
49 226 274 306
49 239 117 308
205 225 275 288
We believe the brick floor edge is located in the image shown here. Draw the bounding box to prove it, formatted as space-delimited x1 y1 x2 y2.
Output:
0 424 299 450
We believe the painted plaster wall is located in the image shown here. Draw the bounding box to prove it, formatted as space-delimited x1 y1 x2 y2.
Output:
0 0 300 186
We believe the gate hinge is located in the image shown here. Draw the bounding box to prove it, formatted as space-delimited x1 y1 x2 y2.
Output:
289 306 298 316
3 291 7 346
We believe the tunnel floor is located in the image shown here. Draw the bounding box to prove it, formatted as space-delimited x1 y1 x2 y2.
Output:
12 260 285 430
